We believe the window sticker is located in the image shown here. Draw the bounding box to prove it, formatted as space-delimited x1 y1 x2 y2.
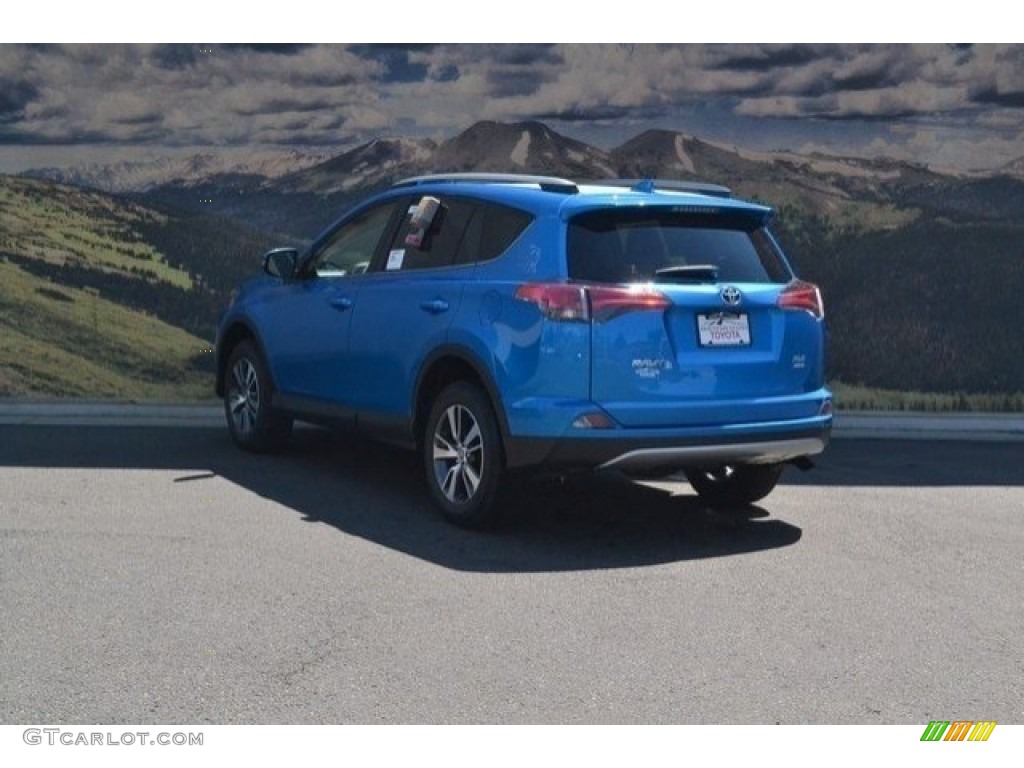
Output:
405 196 441 248
386 249 405 271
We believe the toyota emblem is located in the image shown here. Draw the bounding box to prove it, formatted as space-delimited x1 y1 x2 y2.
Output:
720 286 742 306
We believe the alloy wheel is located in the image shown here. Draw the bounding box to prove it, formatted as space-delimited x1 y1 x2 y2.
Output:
431 404 484 504
228 357 260 437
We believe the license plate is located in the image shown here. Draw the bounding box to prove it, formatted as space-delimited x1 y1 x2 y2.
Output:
697 312 750 347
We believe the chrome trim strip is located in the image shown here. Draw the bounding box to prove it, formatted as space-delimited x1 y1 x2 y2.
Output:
598 437 827 470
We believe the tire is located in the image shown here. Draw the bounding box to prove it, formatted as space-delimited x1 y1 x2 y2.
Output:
223 340 293 453
685 463 784 507
423 381 504 529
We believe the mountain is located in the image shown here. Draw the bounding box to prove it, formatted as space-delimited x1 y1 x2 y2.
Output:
274 137 436 195
22 150 330 194
23 121 1017 234
611 129 763 180
271 121 620 192
128 121 968 238
22 120 1004 239
22 149 342 243
0 175 274 399
118 140 438 242
127 122 622 240
259 120 619 195
612 129 948 228
431 120 617 178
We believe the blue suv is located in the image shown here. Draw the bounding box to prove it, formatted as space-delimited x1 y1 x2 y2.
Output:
215 173 832 527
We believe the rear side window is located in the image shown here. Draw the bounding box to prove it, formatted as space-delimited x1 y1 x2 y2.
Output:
568 209 790 284
456 202 533 265
387 197 476 271
383 197 533 271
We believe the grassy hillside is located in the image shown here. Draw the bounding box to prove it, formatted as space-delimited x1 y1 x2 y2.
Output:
0 176 216 399
0 177 188 287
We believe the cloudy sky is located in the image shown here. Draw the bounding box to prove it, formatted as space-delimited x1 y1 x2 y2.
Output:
1 43 1022 173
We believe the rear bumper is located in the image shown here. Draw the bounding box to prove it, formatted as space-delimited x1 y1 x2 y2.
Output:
597 436 826 470
504 417 831 470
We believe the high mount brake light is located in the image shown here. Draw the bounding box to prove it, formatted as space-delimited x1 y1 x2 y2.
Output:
515 283 670 322
778 280 824 319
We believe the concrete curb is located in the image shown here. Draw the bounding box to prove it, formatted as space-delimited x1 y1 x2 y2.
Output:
835 411 1024 442
0 401 1021 441
0 401 224 428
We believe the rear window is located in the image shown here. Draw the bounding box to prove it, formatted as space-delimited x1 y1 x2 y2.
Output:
567 209 790 284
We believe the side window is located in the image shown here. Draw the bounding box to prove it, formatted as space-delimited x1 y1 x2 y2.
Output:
456 202 533 265
384 197 476 271
313 203 397 278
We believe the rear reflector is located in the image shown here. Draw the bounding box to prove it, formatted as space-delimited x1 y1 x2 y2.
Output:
778 279 824 319
572 411 615 429
515 283 669 323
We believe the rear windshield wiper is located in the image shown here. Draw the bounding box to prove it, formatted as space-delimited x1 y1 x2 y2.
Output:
653 264 719 282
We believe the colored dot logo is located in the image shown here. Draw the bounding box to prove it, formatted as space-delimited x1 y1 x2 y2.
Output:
199 198 213 204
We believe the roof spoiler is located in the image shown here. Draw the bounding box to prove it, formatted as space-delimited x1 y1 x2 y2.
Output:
596 178 732 198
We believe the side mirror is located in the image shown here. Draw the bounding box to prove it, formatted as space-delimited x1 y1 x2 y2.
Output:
263 247 298 280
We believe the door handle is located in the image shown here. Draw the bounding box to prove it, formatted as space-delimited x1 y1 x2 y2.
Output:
329 296 353 311
419 299 449 315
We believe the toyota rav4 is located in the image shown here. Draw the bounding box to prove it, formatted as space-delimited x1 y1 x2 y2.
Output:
215 174 832 527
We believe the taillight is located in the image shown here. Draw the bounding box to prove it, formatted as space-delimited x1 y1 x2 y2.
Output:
778 280 824 319
587 284 671 322
514 284 588 322
515 283 670 323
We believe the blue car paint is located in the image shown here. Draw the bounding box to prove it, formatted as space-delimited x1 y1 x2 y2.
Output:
217 179 831 470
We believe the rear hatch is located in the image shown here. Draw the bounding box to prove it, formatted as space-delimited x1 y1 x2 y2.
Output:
568 206 825 428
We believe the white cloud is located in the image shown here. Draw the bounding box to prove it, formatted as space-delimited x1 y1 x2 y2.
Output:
1 44 1023 171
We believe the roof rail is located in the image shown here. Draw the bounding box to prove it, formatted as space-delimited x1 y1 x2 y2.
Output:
594 178 732 198
392 172 579 194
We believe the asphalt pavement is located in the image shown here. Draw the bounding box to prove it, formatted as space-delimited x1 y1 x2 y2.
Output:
0 423 1021 723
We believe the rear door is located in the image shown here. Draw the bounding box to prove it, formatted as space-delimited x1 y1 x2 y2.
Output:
569 207 825 428
345 194 478 424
